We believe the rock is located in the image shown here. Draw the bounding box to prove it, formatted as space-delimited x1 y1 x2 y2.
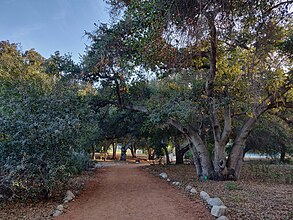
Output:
56 204 64 211
66 190 75 199
207 197 224 206
166 179 171 182
185 185 192 192
200 191 210 201
52 210 62 217
63 190 75 202
217 216 228 220
159 173 168 179
172 182 180 186
190 187 197 194
211 205 227 217
63 195 73 202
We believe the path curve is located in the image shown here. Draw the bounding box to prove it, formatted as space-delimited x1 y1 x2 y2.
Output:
57 163 212 220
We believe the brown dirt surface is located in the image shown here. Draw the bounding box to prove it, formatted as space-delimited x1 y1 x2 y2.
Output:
56 162 212 220
145 162 293 220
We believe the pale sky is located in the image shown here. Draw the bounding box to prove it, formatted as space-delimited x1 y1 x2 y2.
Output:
0 0 110 62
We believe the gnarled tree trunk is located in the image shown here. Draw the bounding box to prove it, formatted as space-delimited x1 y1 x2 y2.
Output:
174 139 189 164
188 131 215 180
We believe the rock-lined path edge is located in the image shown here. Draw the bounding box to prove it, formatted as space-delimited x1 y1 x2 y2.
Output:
56 163 212 220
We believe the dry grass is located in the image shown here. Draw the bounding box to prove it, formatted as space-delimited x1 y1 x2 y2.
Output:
143 161 293 220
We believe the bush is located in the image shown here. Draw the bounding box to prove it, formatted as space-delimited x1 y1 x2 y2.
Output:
0 77 99 201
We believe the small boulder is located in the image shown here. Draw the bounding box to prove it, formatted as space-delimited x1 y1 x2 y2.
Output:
200 191 210 201
207 197 224 206
159 173 168 179
66 190 75 199
166 179 171 182
190 187 197 194
185 185 192 192
211 205 227 217
64 195 72 203
63 190 75 202
217 216 228 220
172 182 180 186
52 210 62 217
63 198 69 203
56 204 64 212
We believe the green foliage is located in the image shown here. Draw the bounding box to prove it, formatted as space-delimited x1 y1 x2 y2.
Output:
246 113 293 158
0 41 99 200
44 51 81 77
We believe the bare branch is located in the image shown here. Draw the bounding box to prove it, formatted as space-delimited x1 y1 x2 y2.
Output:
265 1 293 14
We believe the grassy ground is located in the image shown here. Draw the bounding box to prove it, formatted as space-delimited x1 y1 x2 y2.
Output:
144 160 293 220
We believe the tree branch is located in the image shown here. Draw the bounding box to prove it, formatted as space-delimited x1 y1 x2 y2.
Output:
265 1 293 15
268 101 293 109
220 105 231 145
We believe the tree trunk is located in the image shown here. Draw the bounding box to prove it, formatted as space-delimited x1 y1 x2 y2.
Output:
147 148 153 160
280 144 286 163
174 138 190 164
120 144 127 161
163 144 170 164
152 150 155 160
213 141 228 180
112 142 117 160
130 143 137 158
226 117 257 180
167 119 214 180
189 132 214 180
175 148 184 164
91 145 95 160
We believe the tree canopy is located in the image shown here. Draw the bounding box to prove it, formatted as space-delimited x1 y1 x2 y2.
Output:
82 0 293 180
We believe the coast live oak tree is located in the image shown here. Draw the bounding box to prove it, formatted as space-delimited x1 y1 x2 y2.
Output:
97 0 293 180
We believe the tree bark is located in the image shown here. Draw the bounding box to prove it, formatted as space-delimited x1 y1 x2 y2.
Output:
189 132 215 180
226 116 257 180
147 147 154 160
91 145 95 160
130 143 137 158
120 144 127 161
163 144 170 164
167 119 214 179
280 144 286 163
174 137 190 164
112 142 117 160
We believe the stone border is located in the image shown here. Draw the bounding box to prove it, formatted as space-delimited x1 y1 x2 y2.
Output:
52 190 75 217
159 172 228 220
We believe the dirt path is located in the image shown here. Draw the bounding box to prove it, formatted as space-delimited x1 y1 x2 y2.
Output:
57 163 212 220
